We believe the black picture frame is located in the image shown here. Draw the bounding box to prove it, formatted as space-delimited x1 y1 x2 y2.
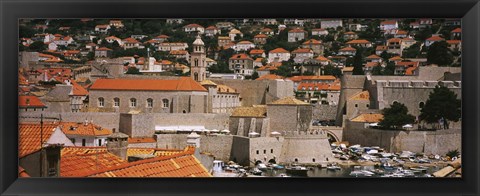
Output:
1 0 479 195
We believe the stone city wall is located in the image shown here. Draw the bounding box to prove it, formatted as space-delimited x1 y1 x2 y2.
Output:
343 121 461 155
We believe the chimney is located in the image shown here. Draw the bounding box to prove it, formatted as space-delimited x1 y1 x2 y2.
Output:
106 132 129 160
186 132 201 148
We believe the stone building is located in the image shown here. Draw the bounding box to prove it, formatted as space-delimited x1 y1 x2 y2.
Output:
201 80 241 114
228 53 254 76
267 97 312 135
288 28 307 42
301 39 324 56
88 77 209 113
190 35 207 82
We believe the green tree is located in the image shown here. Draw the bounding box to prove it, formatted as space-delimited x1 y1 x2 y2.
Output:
208 62 233 73
371 65 383 75
251 71 259 80
402 42 421 58
352 47 364 75
322 65 342 78
28 41 46 52
125 67 142 75
382 61 396 75
379 102 416 129
427 41 454 66
419 86 461 128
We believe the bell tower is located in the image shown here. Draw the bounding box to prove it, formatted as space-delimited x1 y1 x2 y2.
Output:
190 34 206 82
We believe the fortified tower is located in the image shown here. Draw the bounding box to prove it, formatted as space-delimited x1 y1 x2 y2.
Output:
190 34 206 82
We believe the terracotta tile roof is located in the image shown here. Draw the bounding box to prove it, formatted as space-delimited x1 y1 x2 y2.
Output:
346 39 371 44
396 61 419 67
105 36 120 40
316 56 330 61
205 26 217 30
256 65 279 71
426 35 445 41
269 97 309 105
19 166 30 177
60 148 126 177
261 28 273 32
96 47 112 51
312 28 326 31
170 50 188 55
297 82 341 91
123 37 140 44
339 46 357 51
128 137 156 143
344 31 356 35
349 91 370 101
289 28 305 33
19 74 29 86
292 48 312 53
184 23 204 28
85 147 212 177
61 122 112 136
90 77 207 92
351 113 384 123
218 36 230 40
446 40 461 44
231 106 267 118
381 20 397 25
217 84 238 94
161 60 173 65
19 122 58 158
256 74 284 81
229 53 253 60
237 40 253 45
269 48 289 53
376 45 388 51
387 38 402 43
405 66 417 75
254 34 268 38
95 24 110 29
18 95 46 108
249 49 265 55
71 80 88 96
396 30 408 35
288 75 336 82
366 54 381 59
389 56 403 61
451 28 461 33
200 80 217 86
303 39 321 45
365 62 380 67
156 34 170 38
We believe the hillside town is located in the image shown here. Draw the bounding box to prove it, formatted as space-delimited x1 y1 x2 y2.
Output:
18 18 462 178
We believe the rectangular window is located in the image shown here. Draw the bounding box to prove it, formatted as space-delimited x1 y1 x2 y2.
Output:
263 150 266 154
256 150 259 155
271 149 273 153
82 139 86 147
98 139 102 146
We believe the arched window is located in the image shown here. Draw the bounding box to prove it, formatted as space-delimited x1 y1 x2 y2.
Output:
419 102 424 109
194 72 199 81
194 59 198 67
355 104 358 108
393 101 398 105
113 97 120 107
312 158 316 162
130 98 137 107
98 97 104 107
162 99 169 108
147 98 153 108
